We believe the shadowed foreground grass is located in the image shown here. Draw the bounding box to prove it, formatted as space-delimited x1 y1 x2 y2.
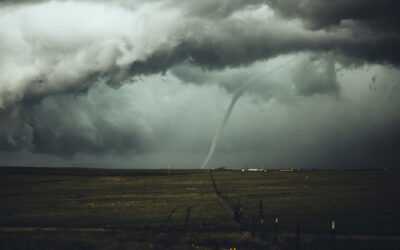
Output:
0 167 399 249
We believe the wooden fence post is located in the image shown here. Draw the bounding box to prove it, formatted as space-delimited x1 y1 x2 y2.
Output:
259 200 264 243
275 217 279 244
331 219 335 250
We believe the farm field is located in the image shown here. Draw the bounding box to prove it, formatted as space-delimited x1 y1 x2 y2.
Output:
0 167 399 249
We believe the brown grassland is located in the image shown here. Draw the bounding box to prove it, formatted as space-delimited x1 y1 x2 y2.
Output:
0 167 399 249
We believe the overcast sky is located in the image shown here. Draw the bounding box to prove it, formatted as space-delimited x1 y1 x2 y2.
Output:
1 0 400 169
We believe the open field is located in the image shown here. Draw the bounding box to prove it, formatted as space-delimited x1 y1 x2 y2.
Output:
1 167 400 249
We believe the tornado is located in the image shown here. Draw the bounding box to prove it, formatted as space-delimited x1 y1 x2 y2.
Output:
200 83 248 169
200 57 297 169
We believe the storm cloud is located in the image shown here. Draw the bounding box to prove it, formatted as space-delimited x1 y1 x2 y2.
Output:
0 0 400 168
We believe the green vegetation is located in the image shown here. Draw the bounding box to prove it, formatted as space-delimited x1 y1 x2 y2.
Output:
0 167 399 249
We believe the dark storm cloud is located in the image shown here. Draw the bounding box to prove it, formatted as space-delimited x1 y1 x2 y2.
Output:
265 0 400 30
171 54 341 97
25 83 158 158
335 122 400 168
264 0 400 65
0 0 400 166
12 77 222 159
30 103 154 159
0 105 32 151
1 0 398 109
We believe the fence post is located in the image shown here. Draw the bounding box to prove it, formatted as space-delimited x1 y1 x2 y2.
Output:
275 217 279 244
252 218 256 240
240 206 243 232
331 218 335 250
331 207 336 250
259 200 264 243
239 200 243 231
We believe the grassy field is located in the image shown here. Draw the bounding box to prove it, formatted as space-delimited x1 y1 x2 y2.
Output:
0 167 399 249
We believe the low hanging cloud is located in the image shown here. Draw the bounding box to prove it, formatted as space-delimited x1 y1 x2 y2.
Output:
0 0 400 168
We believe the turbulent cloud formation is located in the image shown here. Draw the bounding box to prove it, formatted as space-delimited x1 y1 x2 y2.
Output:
265 0 400 65
0 0 399 168
266 0 400 30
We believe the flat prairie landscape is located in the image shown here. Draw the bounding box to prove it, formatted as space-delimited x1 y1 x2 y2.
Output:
1 167 399 250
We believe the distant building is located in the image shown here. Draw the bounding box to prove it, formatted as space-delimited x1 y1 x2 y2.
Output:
243 168 268 172
279 168 294 172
